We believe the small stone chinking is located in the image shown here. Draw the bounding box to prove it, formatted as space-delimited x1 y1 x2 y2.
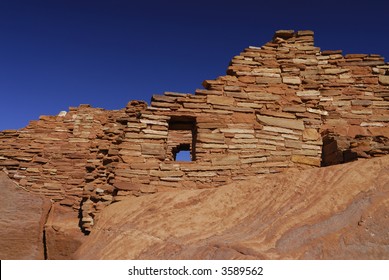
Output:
0 30 388 233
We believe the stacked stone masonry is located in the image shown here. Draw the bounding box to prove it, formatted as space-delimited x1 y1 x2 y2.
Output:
1 30 388 232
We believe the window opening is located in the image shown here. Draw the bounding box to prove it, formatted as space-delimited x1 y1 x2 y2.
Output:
175 149 191 162
168 116 196 162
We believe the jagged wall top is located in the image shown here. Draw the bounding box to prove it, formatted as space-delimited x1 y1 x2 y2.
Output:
272 29 314 44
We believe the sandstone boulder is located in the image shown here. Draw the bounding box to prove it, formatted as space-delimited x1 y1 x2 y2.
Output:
0 171 51 259
45 203 86 259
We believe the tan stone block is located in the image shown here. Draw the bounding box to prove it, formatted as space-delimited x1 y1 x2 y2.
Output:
255 161 290 168
303 128 320 141
296 90 320 97
247 92 280 101
241 157 267 164
236 102 264 109
69 138 90 143
197 122 224 129
140 119 167 126
351 110 373 115
220 128 255 134
244 84 264 92
282 76 301 85
200 143 228 149
307 108 328 116
297 30 314 36
213 105 252 113
115 169 147 179
151 95 177 103
258 139 284 146
224 91 249 99
285 140 302 149
291 155 321 167
160 176 183 182
120 155 145 163
293 149 320 156
302 144 321 151
372 101 389 108
368 127 389 138
346 126 369 137
224 86 241 92
195 89 223 95
150 170 184 177
130 162 160 170
292 58 318 66
230 113 255 124
211 155 239 166
27 167 40 173
187 171 217 177
351 100 373 106
207 95 235 106
263 126 298 135
43 182 62 190
119 149 142 157
270 151 291 156
332 101 351 107
233 134 255 139
229 144 257 149
202 79 224 88
255 144 277 151
150 101 180 109
257 115 305 130
378 75 389 85
143 129 168 136
323 68 350 74
255 77 282 84
142 134 168 140
325 119 348 127
283 106 306 113
0 160 20 166
274 29 295 39
370 115 389 122
141 143 166 156
238 76 256 83
260 110 296 119
113 181 141 191
253 71 280 78
231 58 261 66
197 133 225 144
360 122 384 127
183 103 211 109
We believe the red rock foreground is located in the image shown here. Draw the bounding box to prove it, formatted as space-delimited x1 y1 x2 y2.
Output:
0 172 50 259
74 155 389 259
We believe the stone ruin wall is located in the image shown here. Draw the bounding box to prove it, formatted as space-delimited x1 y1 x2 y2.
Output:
1 30 388 232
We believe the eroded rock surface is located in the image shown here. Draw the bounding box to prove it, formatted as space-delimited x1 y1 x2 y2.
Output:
74 155 389 259
0 171 51 259
45 203 86 259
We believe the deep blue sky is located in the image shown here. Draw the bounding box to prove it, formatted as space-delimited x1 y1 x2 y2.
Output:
0 0 388 130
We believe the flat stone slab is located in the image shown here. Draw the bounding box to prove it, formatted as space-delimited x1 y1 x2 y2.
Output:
257 115 305 130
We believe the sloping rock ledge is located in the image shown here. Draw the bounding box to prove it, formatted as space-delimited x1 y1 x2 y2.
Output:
74 155 389 260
